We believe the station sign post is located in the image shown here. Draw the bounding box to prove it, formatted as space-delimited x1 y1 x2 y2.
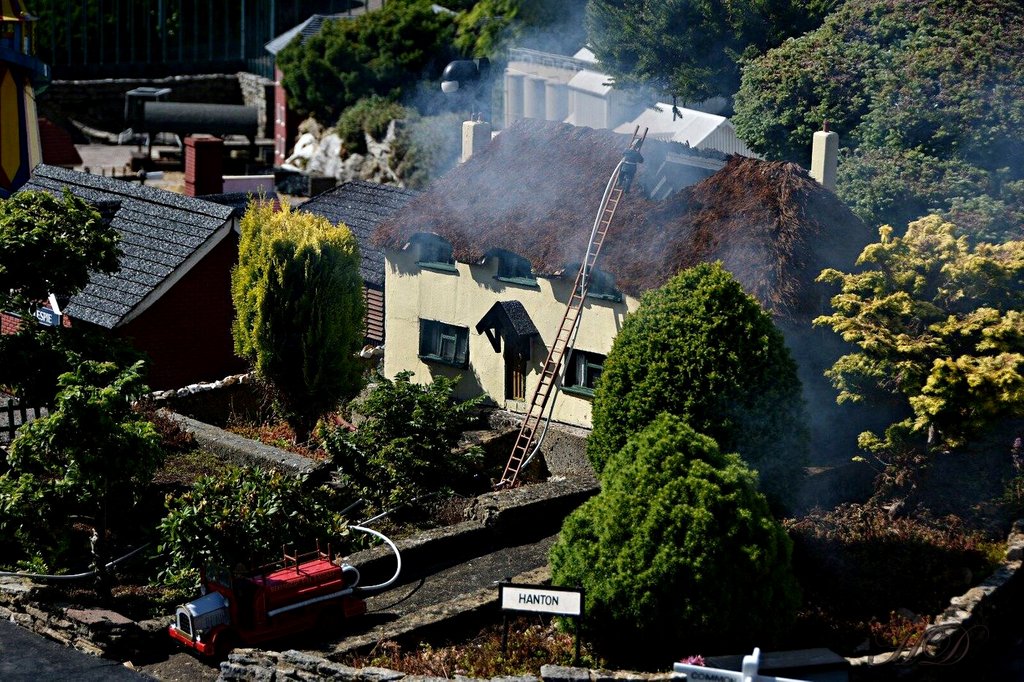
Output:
498 582 584 663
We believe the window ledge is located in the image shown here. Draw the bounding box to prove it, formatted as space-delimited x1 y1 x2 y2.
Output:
586 292 623 303
418 353 467 369
494 275 539 288
418 261 458 273
561 385 595 399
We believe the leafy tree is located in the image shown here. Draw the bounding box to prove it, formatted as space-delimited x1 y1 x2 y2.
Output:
816 215 1024 459
277 1 457 122
454 0 587 59
336 95 413 155
231 199 365 441
158 467 348 588
733 0 1024 238
0 189 118 315
2 361 162 573
587 262 808 509
551 413 800 662
835 148 991 236
0 190 125 404
0 324 144 406
585 0 828 105
319 371 485 511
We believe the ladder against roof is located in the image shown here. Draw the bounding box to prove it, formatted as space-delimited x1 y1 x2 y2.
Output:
497 127 648 489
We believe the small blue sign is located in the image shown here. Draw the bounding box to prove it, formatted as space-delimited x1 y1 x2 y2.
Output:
34 308 61 327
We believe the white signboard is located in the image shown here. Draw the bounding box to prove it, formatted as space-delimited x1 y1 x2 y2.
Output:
34 308 61 327
499 584 582 617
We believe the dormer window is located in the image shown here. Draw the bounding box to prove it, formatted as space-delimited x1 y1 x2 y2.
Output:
409 233 456 272
566 263 623 302
489 249 538 287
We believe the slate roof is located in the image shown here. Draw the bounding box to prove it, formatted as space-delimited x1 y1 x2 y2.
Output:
299 180 419 287
476 301 539 342
202 191 279 218
21 165 235 329
264 14 350 55
375 119 871 319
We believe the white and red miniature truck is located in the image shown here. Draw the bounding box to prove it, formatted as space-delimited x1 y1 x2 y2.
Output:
168 546 367 658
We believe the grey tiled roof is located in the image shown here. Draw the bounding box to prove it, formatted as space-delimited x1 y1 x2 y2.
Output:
299 180 418 287
21 165 235 329
264 14 350 55
202 191 278 217
476 300 539 343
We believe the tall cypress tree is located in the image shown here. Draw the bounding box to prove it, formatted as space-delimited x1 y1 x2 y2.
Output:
232 199 365 441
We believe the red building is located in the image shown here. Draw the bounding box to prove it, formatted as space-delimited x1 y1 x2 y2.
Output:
9 165 247 389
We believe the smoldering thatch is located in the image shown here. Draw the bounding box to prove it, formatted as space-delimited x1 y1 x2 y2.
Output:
374 119 871 318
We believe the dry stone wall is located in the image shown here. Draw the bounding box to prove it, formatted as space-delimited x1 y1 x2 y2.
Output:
37 73 247 135
218 648 685 682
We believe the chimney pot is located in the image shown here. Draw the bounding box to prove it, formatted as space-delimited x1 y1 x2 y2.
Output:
810 127 839 191
184 136 224 197
461 119 492 163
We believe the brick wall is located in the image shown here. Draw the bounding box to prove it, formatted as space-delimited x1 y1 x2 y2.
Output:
117 233 246 390
1 312 22 335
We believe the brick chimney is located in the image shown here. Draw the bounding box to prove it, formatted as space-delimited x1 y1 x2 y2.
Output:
461 118 492 163
184 136 224 196
810 121 838 191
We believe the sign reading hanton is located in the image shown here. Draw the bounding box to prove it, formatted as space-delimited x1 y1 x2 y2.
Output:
498 582 585 663
499 583 583 617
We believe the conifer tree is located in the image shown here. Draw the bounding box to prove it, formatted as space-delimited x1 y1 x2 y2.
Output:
232 199 364 440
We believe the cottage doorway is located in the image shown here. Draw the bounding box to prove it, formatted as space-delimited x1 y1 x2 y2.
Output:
504 342 528 401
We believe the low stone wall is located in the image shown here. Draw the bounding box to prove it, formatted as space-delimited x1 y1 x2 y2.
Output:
37 73 245 134
161 410 323 476
0 578 164 660
219 648 684 682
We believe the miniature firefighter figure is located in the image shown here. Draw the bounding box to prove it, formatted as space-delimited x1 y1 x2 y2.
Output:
617 139 644 193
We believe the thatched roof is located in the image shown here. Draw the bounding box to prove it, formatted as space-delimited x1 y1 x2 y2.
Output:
375 119 871 318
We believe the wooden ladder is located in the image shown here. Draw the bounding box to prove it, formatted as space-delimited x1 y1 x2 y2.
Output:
497 127 646 488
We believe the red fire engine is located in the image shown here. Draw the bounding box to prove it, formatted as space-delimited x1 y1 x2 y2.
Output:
169 527 402 658
168 546 365 657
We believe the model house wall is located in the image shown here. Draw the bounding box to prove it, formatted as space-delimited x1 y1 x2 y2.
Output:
384 245 638 428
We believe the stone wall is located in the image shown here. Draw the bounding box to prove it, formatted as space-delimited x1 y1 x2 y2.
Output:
37 74 245 135
0 577 163 660
219 648 685 682
236 71 275 139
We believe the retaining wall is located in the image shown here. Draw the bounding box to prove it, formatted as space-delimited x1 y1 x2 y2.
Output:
37 72 273 138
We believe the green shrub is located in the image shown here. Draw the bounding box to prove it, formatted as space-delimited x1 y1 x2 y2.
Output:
336 96 412 155
277 0 456 121
231 199 365 442
320 371 485 512
2 361 162 571
588 262 808 509
158 467 347 588
836 148 991 236
551 413 800 662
